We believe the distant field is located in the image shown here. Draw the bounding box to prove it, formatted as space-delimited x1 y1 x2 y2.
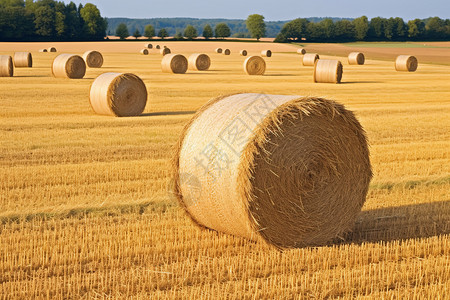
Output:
0 41 449 298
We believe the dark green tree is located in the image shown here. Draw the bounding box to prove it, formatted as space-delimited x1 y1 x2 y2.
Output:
64 2 80 39
158 28 168 39
306 22 324 41
368 17 386 40
115 23 129 39
80 3 107 39
408 19 425 40
319 18 335 41
54 1 66 38
279 18 309 41
393 17 406 40
183 25 197 39
384 18 396 40
202 24 213 39
353 16 369 40
214 23 230 38
174 31 183 40
246 14 266 40
34 5 55 37
334 20 356 41
144 24 155 39
426 17 446 40
133 28 141 39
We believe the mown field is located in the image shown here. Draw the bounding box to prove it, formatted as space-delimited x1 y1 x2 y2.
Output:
0 41 449 299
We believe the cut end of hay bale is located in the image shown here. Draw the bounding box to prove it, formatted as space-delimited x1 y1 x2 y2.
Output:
140 49 149 55
89 72 147 117
297 48 306 55
223 49 231 55
303 53 320 66
156 45 161 49
48 47 57 52
243 56 266 75
395 55 418 72
83 50 103 68
173 93 372 249
146 43 153 49
13 52 32 68
348 52 365 65
188 53 211 71
261 50 272 57
215 48 223 54
314 59 343 84
39 49 48 53
240 50 248 56
161 53 188 74
160 48 171 56
52 54 86 79
0 55 13 77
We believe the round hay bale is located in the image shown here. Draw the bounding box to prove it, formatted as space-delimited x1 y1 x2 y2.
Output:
303 53 319 66
240 50 248 56
297 48 306 55
0 55 13 77
39 49 48 53
395 55 418 72
188 53 211 71
13 52 32 68
51 54 86 79
140 49 149 55
173 93 372 249
156 45 161 49
48 47 57 52
89 72 147 117
215 48 223 54
243 56 266 75
261 50 272 57
146 43 153 49
161 53 188 74
160 48 171 56
348 52 365 65
223 49 231 55
83 50 103 68
314 59 343 84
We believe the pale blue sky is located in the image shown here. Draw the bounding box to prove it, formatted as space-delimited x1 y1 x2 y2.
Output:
68 0 450 21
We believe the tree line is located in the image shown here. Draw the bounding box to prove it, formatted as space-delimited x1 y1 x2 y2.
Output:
0 0 107 41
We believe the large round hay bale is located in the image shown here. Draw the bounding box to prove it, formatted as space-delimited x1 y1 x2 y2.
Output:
160 48 171 56
188 53 211 71
161 54 188 74
51 54 86 79
39 49 48 53
243 56 266 75
215 48 223 54
240 50 248 56
303 53 319 66
48 47 57 52
223 49 231 55
297 48 306 55
348 52 365 65
0 55 13 77
314 59 343 84
156 45 161 49
261 50 272 57
140 49 149 55
89 72 147 117
146 43 153 49
13 52 32 67
173 93 372 248
83 50 103 68
395 55 418 72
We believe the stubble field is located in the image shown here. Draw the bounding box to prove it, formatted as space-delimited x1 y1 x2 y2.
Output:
1 41 449 299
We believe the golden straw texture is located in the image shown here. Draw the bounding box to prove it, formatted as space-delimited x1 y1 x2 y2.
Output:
188 53 211 71
146 43 153 49
0 55 13 77
348 52 365 65
261 50 272 57
161 54 188 74
297 48 306 55
51 54 86 79
160 48 171 56
243 56 266 75
223 49 231 55
215 48 223 54
240 50 248 56
395 55 418 72
314 59 343 84
39 49 47 52
173 93 372 248
48 47 57 52
13 52 32 68
89 72 147 117
140 49 149 55
83 50 103 68
303 53 319 66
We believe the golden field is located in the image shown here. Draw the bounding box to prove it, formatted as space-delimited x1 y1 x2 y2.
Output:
0 41 449 299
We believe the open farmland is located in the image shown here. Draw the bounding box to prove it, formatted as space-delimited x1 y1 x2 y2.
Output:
0 41 449 298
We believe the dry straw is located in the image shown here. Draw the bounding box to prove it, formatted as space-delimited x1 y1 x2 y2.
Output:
156 45 161 49
39 49 48 53
314 59 343 84
146 43 153 49
188 53 211 71
240 50 248 56
215 48 223 54
161 54 188 74
173 93 372 248
223 49 231 55
83 50 103 68
52 54 86 79
303 53 319 66
48 47 57 52
395 55 418 72
244 56 266 75
348 52 365 65
261 50 272 57
161 48 171 56
297 48 306 55
89 72 147 117
13 52 32 67
140 49 149 55
0 55 13 77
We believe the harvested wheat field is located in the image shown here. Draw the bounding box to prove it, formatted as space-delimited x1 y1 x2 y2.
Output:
0 41 449 299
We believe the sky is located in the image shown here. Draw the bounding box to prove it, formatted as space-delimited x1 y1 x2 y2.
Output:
66 0 450 21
